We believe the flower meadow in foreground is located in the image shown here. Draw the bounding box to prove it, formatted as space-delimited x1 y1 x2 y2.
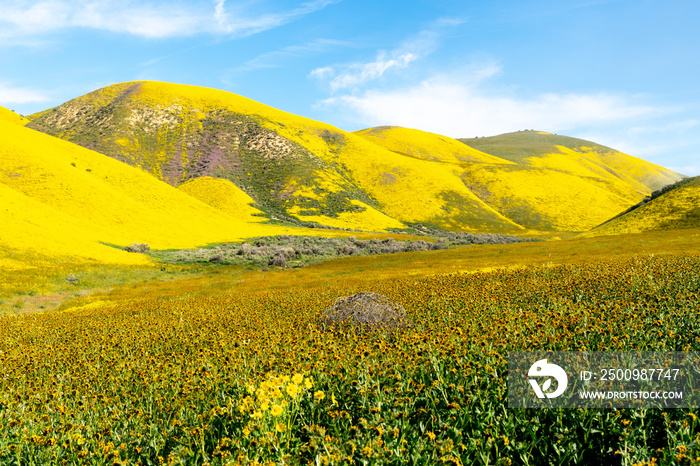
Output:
0 254 698 464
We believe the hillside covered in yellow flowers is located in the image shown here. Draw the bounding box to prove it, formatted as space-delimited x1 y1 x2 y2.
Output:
26 81 683 236
581 176 700 237
0 80 688 267
0 113 299 267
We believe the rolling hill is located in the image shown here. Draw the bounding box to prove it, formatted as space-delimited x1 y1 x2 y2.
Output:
455 130 684 231
23 81 683 234
356 127 683 232
460 130 681 191
26 81 521 233
0 113 298 267
580 176 700 237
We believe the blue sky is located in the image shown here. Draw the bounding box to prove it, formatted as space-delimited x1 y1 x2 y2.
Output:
1 0 698 175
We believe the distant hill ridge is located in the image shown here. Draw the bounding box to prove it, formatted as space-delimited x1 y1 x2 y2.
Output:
461 131 680 191
23 81 683 234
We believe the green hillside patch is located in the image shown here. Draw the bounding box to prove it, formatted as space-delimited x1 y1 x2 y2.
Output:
461 130 578 164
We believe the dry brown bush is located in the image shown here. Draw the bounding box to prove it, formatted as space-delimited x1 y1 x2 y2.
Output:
319 292 413 334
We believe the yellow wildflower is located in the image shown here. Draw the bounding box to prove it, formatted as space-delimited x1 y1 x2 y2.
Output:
270 404 283 417
286 383 300 398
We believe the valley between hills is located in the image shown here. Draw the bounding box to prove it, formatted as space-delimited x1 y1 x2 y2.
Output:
2 80 696 270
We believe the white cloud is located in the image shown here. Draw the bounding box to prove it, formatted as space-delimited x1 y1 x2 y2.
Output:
309 66 334 79
311 17 464 92
0 0 339 40
321 72 659 138
0 83 50 104
317 51 419 91
320 73 699 175
627 119 700 135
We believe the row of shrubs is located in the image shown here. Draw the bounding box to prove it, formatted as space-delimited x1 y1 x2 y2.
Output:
432 230 535 245
238 236 448 262
142 233 532 268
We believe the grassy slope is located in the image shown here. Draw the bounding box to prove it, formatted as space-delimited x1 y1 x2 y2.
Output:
581 176 700 237
5 225 699 315
357 127 669 232
111 227 700 298
0 118 308 267
176 177 405 234
26 84 682 234
28 81 523 233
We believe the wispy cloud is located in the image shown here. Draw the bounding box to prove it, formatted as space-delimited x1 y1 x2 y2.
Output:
627 118 700 135
0 83 50 105
234 38 353 73
310 17 464 92
0 0 339 41
214 0 341 37
320 51 419 91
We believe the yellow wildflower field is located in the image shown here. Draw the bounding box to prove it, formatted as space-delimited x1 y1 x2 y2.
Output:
0 228 699 464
